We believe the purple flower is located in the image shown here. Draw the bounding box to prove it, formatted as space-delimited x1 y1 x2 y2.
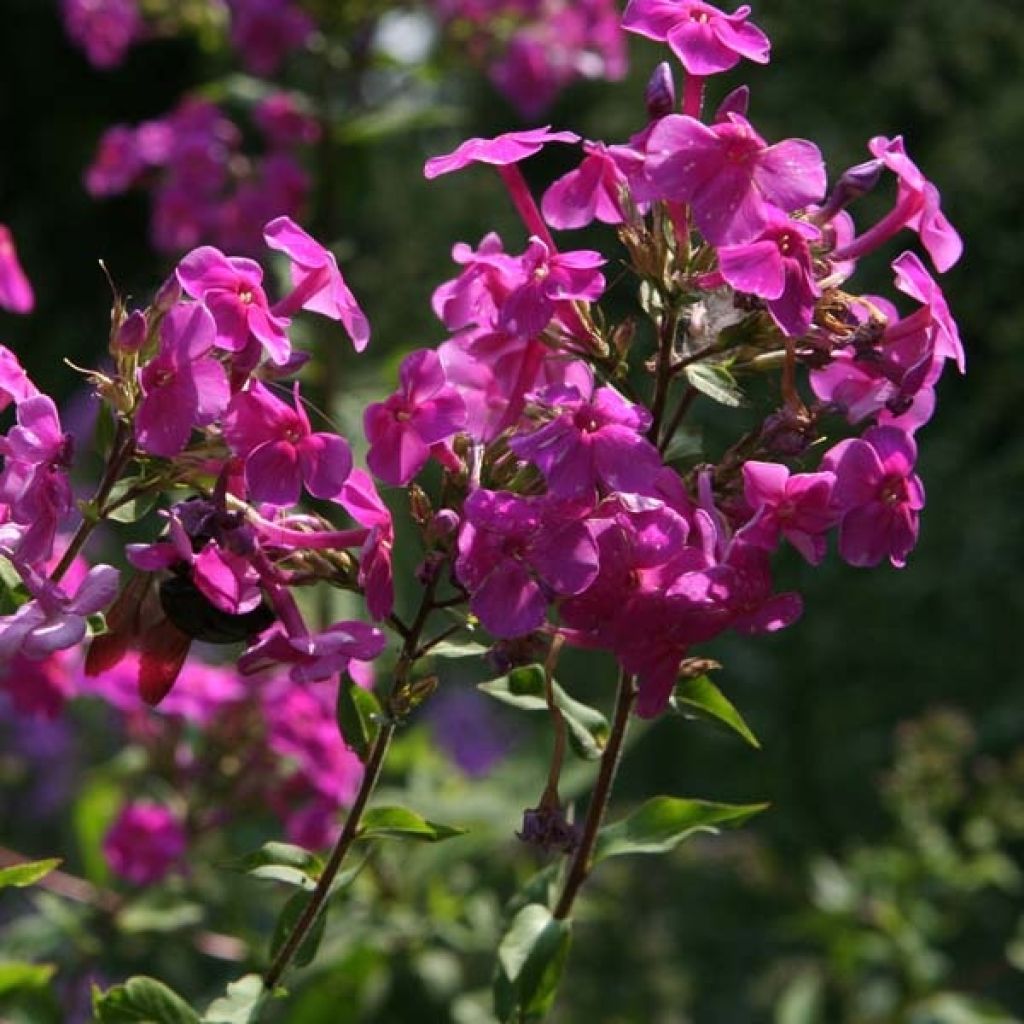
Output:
0 345 38 413
135 303 230 458
0 225 34 315
254 93 321 148
823 425 925 568
424 127 581 180
238 620 385 684
364 349 467 486
740 461 837 564
0 564 119 661
541 142 646 230
224 381 353 506
263 216 370 352
622 0 770 76
456 490 599 638
339 470 395 621
713 209 821 336
62 0 143 69
103 802 186 886
892 250 964 373
510 382 662 500
176 246 291 364
832 136 963 274
645 113 827 245
228 0 314 77
84 126 145 196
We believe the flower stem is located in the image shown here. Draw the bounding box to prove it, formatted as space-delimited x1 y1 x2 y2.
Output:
553 671 636 921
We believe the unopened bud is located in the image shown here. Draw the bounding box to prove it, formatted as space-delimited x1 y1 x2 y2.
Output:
153 274 182 314
645 62 676 120
409 484 433 527
517 805 579 855
610 318 637 358
714 84 749 122
817 158 885 222
428 508 460 542
113 310 147 354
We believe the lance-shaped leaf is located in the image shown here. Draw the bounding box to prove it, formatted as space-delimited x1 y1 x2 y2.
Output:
0 961 57 995
269 892 327 970
359 806 466 843
336 676 382 763
104 474 159 524
427 639 490 660
493 904 572 1023
0 858 60 890
92 975 200 1024
594 797 768 863
685 362 746 407
671 675 761 749
226 842 324 891
478 666 610 760
202 974 269 1024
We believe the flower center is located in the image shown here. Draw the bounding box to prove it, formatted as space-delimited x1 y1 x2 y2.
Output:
879 475 907 506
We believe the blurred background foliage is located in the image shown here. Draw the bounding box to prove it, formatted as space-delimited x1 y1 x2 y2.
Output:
0 0 1021 1021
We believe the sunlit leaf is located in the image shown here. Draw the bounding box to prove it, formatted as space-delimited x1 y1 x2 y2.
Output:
671 675 761 749
92 975 200 1023
0 858 61 890
685 362 746 407
493 904 572 1022
202 975 269 1024
0 960 57 995
336 676 382 763
359 806 466 843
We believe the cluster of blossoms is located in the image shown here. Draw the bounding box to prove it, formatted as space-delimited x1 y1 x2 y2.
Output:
433 0 627 118
62 0 313 76
86 94 318 255
3 0 962 884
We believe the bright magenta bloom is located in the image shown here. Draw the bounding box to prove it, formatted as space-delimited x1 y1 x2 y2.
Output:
424 127 580 180
340 470 395 621
224 381 353 506
103 801 186 886
892 251 964 373
622 0 770 76
238 620 385 685
0 225 34 315
364 349 467 486
823 426 925 568
542 142 645 230
264 216 370 352
0 345 38 413
646 113 826 245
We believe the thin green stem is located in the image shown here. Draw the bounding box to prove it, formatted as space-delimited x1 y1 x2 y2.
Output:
658 385 698 454
648 311 679 443
553 671 636 921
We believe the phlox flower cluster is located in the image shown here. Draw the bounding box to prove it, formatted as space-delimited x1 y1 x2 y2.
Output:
432 0 627 118
86 95 318 255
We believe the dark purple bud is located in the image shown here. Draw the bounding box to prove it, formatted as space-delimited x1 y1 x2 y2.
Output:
817 158 885 222
152 274 181 314
517 805 579 854
714 84 750 122
416 552 445 586
113 309 147 354
429 509 460 541
645 62 676 120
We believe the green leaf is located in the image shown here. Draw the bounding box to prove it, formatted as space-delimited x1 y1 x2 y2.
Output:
493 904 572 1022
359 806 467 843
73 775 123 885
671 675 761 749
92 975 200 1023
478 668 610 761
104 474 158 524
228 842 324 891
117 894 204 934
0 858 61 890
269 891 327 970
0 961 57 995
684 362 746 407
336 676 382 763
907 993 1022 1024
202 975 269 1024
775 970 825 1024
0 555 29 615
428 640 490 660
594 797 768 863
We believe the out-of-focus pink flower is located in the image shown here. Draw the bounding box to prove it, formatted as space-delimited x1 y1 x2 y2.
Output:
0 226 35 315
264 217 370 352
0 344 38 413
364 349 467 486
62 0 144 69
823 425 925 568
424 127 580 180
84 126 145 196
622 0 770 75
254 93 321 148
228 0 315 77
103 801 186 886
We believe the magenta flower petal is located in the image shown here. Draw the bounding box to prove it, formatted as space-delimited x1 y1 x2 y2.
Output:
245 440 301 506
718 239 785 298
298 433 352 500
424 127 580 180
0 225 35 314
472 563 547 638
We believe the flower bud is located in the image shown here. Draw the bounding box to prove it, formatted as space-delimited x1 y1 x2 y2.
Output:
517 804 579 854
428 508 460 541
645 62 676 120
714 85 750 122
113 309 146 354
817 158 885 222
152 273 181 314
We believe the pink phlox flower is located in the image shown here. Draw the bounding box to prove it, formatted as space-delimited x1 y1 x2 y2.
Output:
254 93 321 149
711 210 821 337
176 246 291 364
509 380 662 500
84 125 145 196
542 141 649 230
228 0 315 77
135 302 230 458
498 237 605 337
645 113 827 245
223 380 353 506
263 216 370 352
424 126 581 180
238 619 385 684
62 0 143 69
739 461 837 564
832 136 963 274
623 0 770 75
432 233 523 332
456 490 599 638
0 562 119 661
891 250 964 373
103 801 186 886
0 649 76 719
340 469 395 620
0 344 38 414
0 226 35 315
365 349 468 486
823 425 925 568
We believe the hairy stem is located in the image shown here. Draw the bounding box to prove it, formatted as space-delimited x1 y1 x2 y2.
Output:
553 671 636 920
